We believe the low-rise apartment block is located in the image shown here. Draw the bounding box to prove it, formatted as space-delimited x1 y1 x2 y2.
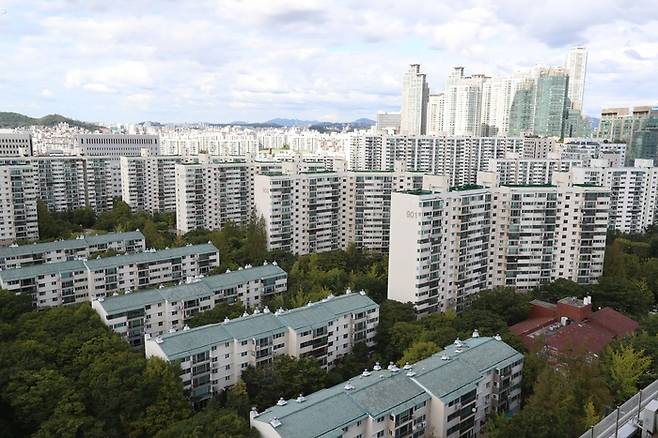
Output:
0 231 145 269
92 263 288 346
0 243 219 308
251 335 523 438
388 173 610 314
145 292 379 400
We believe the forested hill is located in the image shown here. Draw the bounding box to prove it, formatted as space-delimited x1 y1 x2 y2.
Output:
0 112 102 131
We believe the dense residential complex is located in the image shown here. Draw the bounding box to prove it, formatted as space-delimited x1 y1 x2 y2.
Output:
0 243 219 308
145 292 379 400
0 231 145 269
251 335 523 438
92 263 288 346
388 172 610 314
345 134 559 185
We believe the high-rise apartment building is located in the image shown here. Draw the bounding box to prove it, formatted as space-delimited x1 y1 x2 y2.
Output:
93 263 288 346
175 160 254 234
426 94 445 135
0 160 39 245
597 106 658 164
251 335 523 438
32 156 116 213
388 173 609 314
441 68 489 136
565 47 588 112
572 159 658 234
347 134 525 185
488 156 582 185
254 167 426 255
533 67 569 138
145 292 379 401
400 64 429 135
120 155 190 213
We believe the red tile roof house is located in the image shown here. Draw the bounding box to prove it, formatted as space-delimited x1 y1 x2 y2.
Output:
510 296 639 358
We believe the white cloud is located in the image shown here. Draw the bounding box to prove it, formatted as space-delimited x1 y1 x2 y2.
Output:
1 0 657 122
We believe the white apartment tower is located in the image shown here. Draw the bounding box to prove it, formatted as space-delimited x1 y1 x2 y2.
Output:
400 64 429 135
0 161 39 245
565 47 588 112
388 174 610 314
426 94 445 135
120 156 187 213
175 161 253 234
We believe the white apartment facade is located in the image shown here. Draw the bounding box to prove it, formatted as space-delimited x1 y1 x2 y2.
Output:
92 263 288 347
75 134 160 157
388 173 610 314
0 243 219 308
255 168 427 255
572 159 658 234
32 156 116 212
0 231 145 269
488 155 583 185
145 292 379 400
252 335 523 438
121 155 191 213
175 160 253 233
0 160 39 245
0 133 33 156
400 64 429 135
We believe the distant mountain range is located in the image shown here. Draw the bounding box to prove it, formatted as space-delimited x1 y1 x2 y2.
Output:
0 112 102 131
265 118 375 130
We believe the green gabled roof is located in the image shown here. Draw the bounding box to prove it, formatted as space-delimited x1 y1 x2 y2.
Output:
223 313 287 340
96 264 287 315
0 231 145 259
158 324 233 360
413 337 523 403
0 260 87 281
85 243 218 270
153 293 378 360
255 337 522 436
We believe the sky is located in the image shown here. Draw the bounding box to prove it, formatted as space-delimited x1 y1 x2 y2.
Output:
1 0 657 124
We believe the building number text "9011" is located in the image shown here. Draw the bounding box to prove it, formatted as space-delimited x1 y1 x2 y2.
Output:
406 211 422 219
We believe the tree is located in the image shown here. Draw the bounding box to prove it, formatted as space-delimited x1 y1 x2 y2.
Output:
468 287 531 325
226 380 251 418
603 343 652 402
487 368 580 438
155 403 257 438
187 302 246 328
589 277 654 318
398 341 439 365
241 355 326 410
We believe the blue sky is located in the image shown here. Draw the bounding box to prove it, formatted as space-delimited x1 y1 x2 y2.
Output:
1 0 657 123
